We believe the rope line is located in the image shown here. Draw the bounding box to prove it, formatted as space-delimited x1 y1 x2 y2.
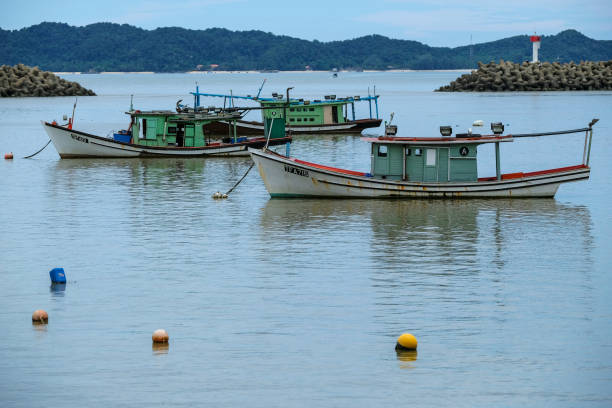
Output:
23 139 52 158
225 163 255 195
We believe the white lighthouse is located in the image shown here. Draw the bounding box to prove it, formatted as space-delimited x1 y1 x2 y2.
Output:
530 35 541 62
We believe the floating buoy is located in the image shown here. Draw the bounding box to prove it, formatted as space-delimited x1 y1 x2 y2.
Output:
32 309 48 324
395 333 418 351
212 192 228 199
152 329 169 343
49 267 66 284
4 152 13 160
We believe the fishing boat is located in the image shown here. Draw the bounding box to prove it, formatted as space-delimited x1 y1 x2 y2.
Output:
192 85 382 136
42 101 291 158
249 119 598 198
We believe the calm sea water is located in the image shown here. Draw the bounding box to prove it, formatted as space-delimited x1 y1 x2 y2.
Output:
1 72 611 407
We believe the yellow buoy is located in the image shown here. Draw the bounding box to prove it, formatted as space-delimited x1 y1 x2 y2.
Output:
395 333 418 350
152 329 169 343
32 309 48 324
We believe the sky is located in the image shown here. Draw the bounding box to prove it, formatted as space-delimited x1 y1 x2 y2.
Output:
1 0 611 47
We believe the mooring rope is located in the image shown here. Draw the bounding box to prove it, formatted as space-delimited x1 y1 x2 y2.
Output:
212 118 275 199
23 139 52 158
226 163 255 195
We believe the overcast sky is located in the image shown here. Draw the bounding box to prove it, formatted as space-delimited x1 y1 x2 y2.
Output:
2 0 610 47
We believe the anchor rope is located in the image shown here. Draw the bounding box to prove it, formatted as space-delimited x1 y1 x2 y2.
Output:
23 139 52 159
216 117 275 198
225 162 255 195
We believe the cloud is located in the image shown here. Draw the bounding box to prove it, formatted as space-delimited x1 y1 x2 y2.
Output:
357 9 567 35
113 0 246 26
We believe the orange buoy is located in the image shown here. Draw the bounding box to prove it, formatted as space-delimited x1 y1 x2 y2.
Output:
32 309 48 324
4 152 13 160
152 329 169 343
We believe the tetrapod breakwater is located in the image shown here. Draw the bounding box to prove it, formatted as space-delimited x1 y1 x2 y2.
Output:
0 64 96 97
436 60 612 92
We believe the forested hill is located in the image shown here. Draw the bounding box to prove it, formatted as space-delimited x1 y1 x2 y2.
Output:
1 22 611 72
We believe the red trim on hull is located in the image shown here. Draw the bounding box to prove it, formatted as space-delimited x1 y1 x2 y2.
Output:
291 158 367 176
203 118 382 135
478 164 588 181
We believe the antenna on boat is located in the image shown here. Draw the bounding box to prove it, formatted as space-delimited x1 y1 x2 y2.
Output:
69 98 77 130
130 94 133 111
256 79 266 99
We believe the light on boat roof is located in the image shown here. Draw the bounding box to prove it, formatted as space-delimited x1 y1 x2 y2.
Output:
472 120 484 127
491 122 504 134
354 96 361 101
440 126 453 137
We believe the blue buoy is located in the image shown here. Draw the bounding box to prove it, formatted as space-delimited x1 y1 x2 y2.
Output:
49 267 66 284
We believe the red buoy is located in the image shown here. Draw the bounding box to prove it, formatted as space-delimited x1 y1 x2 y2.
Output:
4 152 13 160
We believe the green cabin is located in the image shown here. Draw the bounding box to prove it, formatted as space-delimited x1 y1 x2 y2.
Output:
261 99 352 126
128 108 285 147
370 142 479 182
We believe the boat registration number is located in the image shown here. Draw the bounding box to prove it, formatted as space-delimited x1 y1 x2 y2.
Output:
284 165 309 177
71 134 89 144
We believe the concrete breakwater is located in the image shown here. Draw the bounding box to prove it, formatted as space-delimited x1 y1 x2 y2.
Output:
436 60 612 92
0 64 95 97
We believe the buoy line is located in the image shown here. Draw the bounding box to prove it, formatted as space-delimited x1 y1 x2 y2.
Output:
23 139 52 159
213 117 275 200
212 162 255 199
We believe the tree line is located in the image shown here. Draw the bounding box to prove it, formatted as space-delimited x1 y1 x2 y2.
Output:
1 22 611 72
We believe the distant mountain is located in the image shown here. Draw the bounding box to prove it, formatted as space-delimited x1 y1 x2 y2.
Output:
1 23 611 72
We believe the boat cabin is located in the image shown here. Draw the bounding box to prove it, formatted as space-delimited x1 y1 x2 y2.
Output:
128 109 245 147
367 132 513 182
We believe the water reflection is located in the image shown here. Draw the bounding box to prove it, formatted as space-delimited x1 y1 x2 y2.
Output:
50 283 66 297
260 198 594 343
152 343 169 355
31 322 48 333
396 350 418 370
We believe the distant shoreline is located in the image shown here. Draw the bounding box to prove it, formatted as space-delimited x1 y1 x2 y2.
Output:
56 69 472 75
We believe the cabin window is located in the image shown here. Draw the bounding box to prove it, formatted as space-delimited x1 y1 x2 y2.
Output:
297 118 302 122
167 126 177 134
414 148 422 156
426 149 436 166
290 118 295 122
406 148 411 156
377 145 388 157
310 118 314 122
309 107 314 111
290 108 295 112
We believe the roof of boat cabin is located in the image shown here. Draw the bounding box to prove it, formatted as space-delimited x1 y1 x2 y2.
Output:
190 91 378 107
362 135 514 145
127 110 243 120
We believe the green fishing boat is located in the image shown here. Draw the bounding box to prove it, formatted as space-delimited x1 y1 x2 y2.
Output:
193 85 382 136
42 99 291 158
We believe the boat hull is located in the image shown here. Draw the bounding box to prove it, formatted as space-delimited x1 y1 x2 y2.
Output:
42 122 290 158
203 118 382 136
249 149 590 198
